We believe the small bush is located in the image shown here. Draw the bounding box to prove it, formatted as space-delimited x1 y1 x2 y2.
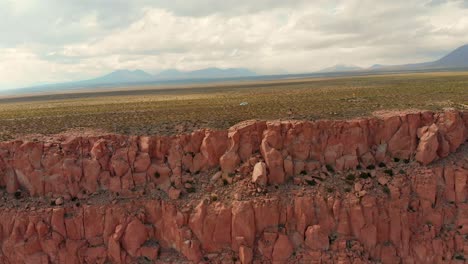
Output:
366 165 375 170
344 187 351 193
326 187 334 193
384 169 394 176
305 179 316 186
186 187 196 193
378 162 386 168
399 169 406 174
329 233 338 244
346 240 353 249
454 254 465 261
356 164 362 170
211 194 218 201
403 159 410 164
393 157 400 162
222 179 229 186
300 170 307 175
326 164 335 173
346 174 356 181
360 172 371 179
382 185 390 195
154 172 160 179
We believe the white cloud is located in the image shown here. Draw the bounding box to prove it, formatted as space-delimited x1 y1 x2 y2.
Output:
0 0 468 89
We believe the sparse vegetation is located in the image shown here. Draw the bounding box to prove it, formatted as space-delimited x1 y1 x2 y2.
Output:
305 179 316 186
222 179 229 186
210 194 218 201
384 169 394 176
346 174 356 181
382 185 391 195
360 172 371 179
454 253 466 261
0 71 467 141
329 233 338 244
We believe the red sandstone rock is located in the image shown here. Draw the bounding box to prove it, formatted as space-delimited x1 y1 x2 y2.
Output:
239 245 253 264
416 124 440 165
251 162 267 186
272 234 294 262
232 201 256 251
0 110 467 264
122 219 148 257
168 187 181 200
138 245 159 260
305 225 329 250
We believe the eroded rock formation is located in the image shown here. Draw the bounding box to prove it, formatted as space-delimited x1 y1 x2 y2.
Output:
0 109 467 263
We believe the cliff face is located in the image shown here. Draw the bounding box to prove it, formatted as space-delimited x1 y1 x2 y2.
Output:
0 110 467 263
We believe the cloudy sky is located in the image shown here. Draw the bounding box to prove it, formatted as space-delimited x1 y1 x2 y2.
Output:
1 0 468 89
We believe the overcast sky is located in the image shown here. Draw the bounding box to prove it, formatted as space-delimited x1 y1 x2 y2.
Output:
1 0 468 89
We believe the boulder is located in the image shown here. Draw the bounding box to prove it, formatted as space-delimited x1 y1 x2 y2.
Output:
272 234 294 262
305 225 329 250
251 162 267 186
415 124 439 165
122 219 148 256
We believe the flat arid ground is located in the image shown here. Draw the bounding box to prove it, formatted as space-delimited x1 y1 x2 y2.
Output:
0 71 467 141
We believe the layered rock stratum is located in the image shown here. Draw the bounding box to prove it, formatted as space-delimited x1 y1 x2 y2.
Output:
0 109 467 263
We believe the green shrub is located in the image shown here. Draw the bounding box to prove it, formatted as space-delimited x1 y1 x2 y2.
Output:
384 169 394 176
346 174 356 181
305 179 316 186
382 185 390 195
360 172 371 179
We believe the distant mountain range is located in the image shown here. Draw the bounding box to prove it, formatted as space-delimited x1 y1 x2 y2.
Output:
318 64 363 73
4 44 468 96
70 67 257 86
320 44 468 73
7 67 257 94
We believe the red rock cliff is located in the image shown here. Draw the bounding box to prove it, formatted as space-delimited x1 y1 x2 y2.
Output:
0 110 467 263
